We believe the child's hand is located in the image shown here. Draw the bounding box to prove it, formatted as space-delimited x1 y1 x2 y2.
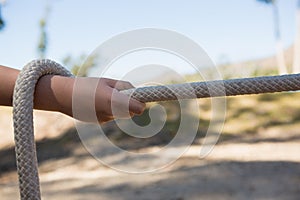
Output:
34 75 145 123
70 77 146 123
94 78 146 123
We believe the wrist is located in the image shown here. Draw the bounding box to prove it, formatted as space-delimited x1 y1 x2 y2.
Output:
52 76 74 117
34 75 74 116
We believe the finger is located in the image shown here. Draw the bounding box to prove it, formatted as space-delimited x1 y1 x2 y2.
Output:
104 78 135 91
111 89 145 116
130 112 134 117
109 111 135 119
98 116 114 124
115 80 134 91
129 98 146 115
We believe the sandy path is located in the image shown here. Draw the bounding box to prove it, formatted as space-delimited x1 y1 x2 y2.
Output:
0 106 299 200
0 139 299 200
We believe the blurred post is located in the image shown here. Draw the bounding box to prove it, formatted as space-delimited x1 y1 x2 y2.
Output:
272 0 287 74
257 0 288 74
293 0 300 73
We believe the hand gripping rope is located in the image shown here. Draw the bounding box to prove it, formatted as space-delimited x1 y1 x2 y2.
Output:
12 59 300 199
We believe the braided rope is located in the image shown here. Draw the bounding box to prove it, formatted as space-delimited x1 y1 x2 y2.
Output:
121 73 300 102
12 59 300 199
13 59 73 200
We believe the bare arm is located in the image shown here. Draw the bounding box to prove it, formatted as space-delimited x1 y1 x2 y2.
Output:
0 65 145 123
0 65 19 106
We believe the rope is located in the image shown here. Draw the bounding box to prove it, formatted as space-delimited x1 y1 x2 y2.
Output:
121 73 300 102
12 59 300 199
13 59 73 200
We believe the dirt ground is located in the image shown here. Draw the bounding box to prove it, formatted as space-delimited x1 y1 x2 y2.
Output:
0 107 300 200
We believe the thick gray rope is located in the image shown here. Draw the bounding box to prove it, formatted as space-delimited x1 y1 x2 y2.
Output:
12 59 300 200
13 59 73 200
121 73 300 102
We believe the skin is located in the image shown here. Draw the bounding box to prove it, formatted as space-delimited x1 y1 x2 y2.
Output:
0 65 145 123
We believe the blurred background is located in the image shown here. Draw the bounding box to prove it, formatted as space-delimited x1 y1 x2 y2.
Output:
0 0 300 199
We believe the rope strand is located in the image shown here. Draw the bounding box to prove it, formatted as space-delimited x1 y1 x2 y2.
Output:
13 59 72 200
121 73 300 102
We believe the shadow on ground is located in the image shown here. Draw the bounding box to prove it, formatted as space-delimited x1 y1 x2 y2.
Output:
0 127 81 175
1 122 300 175
0 120 300 200
40 160 300 200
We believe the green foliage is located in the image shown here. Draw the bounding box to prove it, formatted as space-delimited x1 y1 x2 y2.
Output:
250 66 277 77
223 92 300 135
257 0 274 4
0 17 4 31
38 19 47 58
62 54 97 76
0 5 4 31
37 6 51 58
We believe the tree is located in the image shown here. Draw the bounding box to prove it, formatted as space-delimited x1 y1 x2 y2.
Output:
0 0 6 31
37 19 47 58
62 54 97 76
257 0 288 74
293 0 300 73
37 6 51 58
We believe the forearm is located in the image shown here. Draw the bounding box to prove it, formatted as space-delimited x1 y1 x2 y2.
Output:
0 65 72 113
34 75 74 115
0 65 20 106
0 65 145 123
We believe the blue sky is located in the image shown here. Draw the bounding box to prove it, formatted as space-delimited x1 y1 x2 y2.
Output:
0 0 297 70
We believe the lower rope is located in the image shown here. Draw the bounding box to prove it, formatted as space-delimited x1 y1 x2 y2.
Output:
13 59 72 200
12 59 300 200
